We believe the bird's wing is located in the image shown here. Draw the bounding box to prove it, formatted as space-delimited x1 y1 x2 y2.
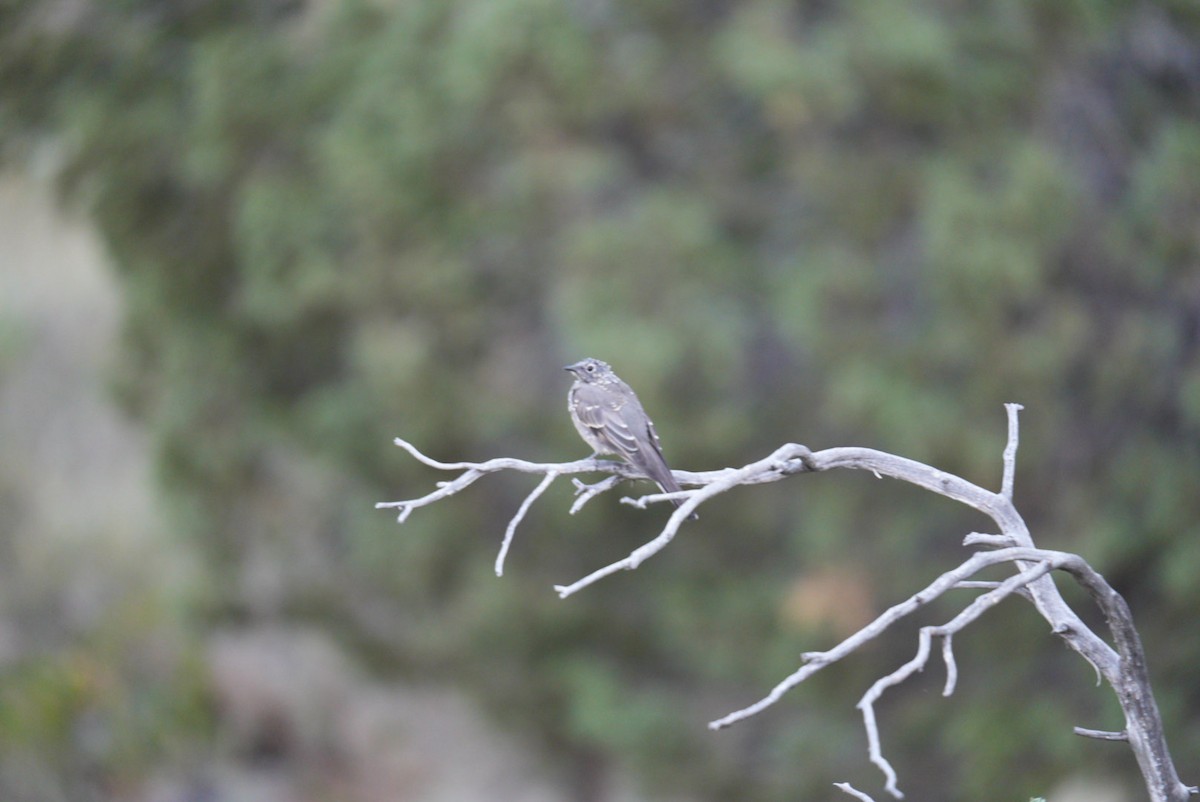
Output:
571 383 642 459
573 382 686 504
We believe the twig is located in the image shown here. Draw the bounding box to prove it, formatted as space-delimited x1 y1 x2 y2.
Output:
962 532 1014 548
377 437 678 578
496 471 557 576
1074 727 1129 741
708 548 1067 732
570 476 622 514
855 561 1056 798
555 444 809 597
941 634 956 696
1001 402 1023 500
834 782 880 802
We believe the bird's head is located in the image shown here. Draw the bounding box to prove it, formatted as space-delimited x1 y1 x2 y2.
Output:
564 357 613 384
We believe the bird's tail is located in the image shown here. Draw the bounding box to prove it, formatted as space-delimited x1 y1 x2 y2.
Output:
652 472 698 521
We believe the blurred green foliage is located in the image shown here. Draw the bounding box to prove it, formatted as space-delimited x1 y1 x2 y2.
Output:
0 451 212 800
0 592 211 798
2 0 1199 799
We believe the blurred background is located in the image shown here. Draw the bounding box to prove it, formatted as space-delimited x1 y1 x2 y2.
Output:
1 1 1198 800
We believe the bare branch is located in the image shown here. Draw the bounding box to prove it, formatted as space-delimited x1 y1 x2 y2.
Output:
962 531 1015 548
708 548 1057 732
569 476 622 514
1075 727 1129 741
555 444 808 597
376 436 786 530
834 782 881 802
707 541 1192 800
941 633 957 696
553 499 694 598
854 561 1056 798
495 471 558 577
376 437 656 566
1041 553 1196 801
1001 402 1023 500
375 438 610 522
379 408 1193 802
859 686 902 798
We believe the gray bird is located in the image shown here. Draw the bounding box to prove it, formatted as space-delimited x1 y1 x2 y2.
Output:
565 358 694 517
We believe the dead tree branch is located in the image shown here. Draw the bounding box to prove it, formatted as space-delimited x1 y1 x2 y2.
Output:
377 404 1195 801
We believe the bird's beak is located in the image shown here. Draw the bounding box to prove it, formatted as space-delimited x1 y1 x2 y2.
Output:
564 361 584 376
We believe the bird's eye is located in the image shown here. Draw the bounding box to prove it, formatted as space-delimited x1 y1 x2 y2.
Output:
586 364 595 372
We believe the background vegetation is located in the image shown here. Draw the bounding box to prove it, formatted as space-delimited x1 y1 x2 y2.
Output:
1 0 1198 799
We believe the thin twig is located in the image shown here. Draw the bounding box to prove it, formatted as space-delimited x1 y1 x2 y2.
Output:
941 634 957 696
555 444 808 597
1074 727 1129 741
570 476 622 514
495 471 557 576
834 782 880 802
708 548 1070 732
376 438 629 522
855 561 1056 798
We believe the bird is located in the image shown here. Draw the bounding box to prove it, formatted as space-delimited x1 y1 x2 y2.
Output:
564 357 695 518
